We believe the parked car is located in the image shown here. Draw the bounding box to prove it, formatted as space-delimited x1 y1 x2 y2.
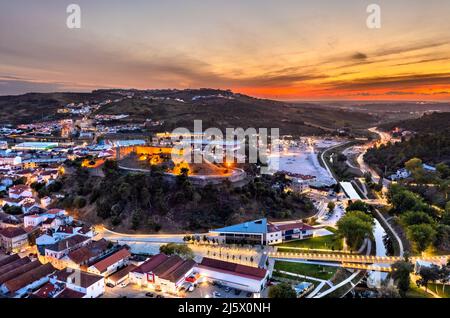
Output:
145 292 155 298
246 292 253 298
224 287 231 293
156 295 164 298
234 289 241 296
213 291 222 298
106 283 115 288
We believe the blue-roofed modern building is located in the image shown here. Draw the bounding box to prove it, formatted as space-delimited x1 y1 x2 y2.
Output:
209 218 315 246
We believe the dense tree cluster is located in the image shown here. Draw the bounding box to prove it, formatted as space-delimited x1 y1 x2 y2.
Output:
388 184 450 253
336 210 374 251
364 132 450 176
159 243 194 259
59 160 314 232
268 283 297 298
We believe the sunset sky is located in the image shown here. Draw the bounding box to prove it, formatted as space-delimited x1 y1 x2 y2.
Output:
1 0 450 100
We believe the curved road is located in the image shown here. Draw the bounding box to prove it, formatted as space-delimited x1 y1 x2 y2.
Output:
352 128 404 256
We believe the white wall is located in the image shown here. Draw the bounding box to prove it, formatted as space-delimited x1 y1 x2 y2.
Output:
195 267 267 293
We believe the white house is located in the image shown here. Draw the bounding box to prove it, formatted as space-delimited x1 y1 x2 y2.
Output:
87 248 131 277
0 227 29 253
8 185 33 199
129 253 196 295
195 257 269 294
50 269 105 298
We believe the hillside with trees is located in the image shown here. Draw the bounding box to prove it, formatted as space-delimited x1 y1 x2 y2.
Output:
0 89 378 137
58 160 315 233
364 131 450 176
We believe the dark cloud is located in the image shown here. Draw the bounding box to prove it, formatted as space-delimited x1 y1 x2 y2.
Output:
351 52 367 60
0 79 65 95
393 57 450 67
327 73 450 91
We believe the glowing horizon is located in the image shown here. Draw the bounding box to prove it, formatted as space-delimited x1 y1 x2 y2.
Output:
1 0 450 101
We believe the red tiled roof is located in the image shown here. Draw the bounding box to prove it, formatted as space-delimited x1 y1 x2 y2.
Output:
55 288 85 298
272 222 315 232
53 269 103 288
0 260 41 285
0 226 27 238
152 255 184 277
107 264 137 283
9 185 31 194
4 263 55 293
57 225 74 234
33 282 65 298
91 248 130 273
0 257 31 276
199 258 267 280
161 259 196 283
0 254 20 268
132 253 168 274
68 239 109 265
46 234 90 252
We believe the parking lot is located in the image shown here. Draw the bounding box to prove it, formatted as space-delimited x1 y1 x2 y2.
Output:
102 280 255 299
185 282 254 299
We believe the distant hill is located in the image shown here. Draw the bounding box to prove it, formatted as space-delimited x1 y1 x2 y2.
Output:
93 89 378 135
0 89 378 136
365 112 450 175
0 91 119 125
378 112 450 134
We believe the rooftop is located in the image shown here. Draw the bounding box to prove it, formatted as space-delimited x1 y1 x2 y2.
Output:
199 258 267 280
90 248 130 273
52 269 103 288
212 219 268 235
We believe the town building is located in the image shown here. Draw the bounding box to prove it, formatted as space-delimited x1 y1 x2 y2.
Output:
129 253 196 295
13 142 58 151
209 218 315 246
8 185 33 199
49 268 105 298
0 227 28 253
195 257 269 294
0 262 55 298
87 247 131 277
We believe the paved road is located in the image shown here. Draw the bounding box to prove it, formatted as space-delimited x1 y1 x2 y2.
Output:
96 227 206 243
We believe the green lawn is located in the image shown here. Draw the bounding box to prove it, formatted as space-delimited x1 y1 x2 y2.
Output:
277 231 343 251
274 261 337 280
427 283 450 298
405 282 434 298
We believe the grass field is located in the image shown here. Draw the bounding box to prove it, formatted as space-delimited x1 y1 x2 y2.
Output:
405 282 434 298
274 261 338 280
276 230 343 251
427 283 450 298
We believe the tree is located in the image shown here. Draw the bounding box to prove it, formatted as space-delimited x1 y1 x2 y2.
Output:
443 202 450 225
159 243 194 259
336 211 374 251
346 200 370 213
405 158 423 172
389 186 427 214
417 265 440 290
327 201 336 212
3 204 23 215
391 260 414 296
73 196 87 209
131 209 142 230
268 283 296 298
407 224 437 254
436 162 450 179
438 265 450 294
400 211 435 227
